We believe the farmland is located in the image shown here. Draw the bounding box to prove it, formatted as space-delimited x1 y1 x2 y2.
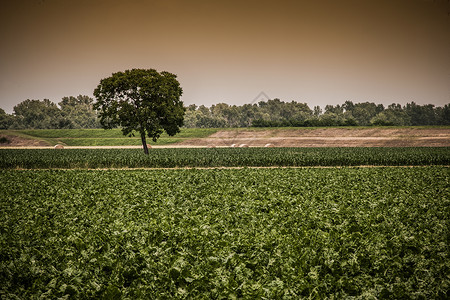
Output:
1 126 449 147
0 147 449 169
0 141 449 298
1 167 449 298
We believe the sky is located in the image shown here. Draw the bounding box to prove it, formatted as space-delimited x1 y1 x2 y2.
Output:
1 0 449 114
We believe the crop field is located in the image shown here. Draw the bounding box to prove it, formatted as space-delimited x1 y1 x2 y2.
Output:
1 147 449 169
1 167 449 298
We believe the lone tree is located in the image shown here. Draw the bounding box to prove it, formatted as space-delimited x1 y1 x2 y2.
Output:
93 69 185 154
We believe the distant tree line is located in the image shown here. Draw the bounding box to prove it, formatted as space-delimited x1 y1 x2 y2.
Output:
1 97 449 129
0 95 100 129
184 99 450 128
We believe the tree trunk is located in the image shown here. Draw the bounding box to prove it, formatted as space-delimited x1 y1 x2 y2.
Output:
141 132 149 155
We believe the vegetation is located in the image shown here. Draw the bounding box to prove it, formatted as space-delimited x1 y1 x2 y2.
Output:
1 167 448 298
93 69 185 154
185 100 450 128
15 128 218 139
1 96 99 130
1 115 448 298
1 98 449 130
0 128 219 147
0 147 448 169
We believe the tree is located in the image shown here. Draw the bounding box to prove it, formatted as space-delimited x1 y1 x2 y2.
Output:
93 69 185 154
438 104 450 125
405 102 438 125
371 110 410 126
13 99 65 129
313 105 322 117
342 100 355 112
0 108 15 129
59 95 99 128
239 104 259 127
351 102 383 126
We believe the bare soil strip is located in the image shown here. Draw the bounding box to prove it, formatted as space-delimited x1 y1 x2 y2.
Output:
177 128 450 147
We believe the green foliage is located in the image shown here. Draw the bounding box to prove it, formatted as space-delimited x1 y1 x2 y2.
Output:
2 98 449 129
184 100 450 128
0 108 15 130
13 99 66 129
1 96 99 130
93 69 185 154
1 167 448 298
2 128 217 146
0 147 448 169
54 138 183 146
58 95 99 129
16 128 219 139
405 102 441 126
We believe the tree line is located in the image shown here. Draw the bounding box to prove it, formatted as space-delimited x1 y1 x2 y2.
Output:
184 99 450 127
0 95 100 129
1 96 449 129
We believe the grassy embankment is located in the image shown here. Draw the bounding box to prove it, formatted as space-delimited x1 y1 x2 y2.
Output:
0 128 220 146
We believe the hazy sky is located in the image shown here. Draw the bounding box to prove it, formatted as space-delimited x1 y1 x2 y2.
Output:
1 0 449 113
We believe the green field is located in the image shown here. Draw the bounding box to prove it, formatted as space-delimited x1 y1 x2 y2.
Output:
0 147 448 169
0 128 220 146
1 167 448 298
1 145 449 298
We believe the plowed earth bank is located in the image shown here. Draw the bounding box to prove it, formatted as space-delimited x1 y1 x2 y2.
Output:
1 127 449 148
0 135 49 147
178 128 450 147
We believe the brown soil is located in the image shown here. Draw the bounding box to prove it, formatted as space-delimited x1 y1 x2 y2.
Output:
177 128 450 147
1 128 449 148
0 134 49 147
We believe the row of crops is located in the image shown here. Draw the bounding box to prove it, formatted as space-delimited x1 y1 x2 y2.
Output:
0 167 448 298
1 147 449 168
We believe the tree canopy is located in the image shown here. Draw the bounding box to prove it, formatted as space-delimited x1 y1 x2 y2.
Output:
1 97 449 130
93 69 185 154
59 95 98 129
183 100 450 128
0 96 99 130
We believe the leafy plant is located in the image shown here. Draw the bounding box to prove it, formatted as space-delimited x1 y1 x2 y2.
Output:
0 147 448 169
1 167 448 298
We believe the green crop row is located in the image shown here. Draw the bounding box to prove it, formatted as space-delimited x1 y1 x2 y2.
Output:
1 167 448 298
0 147 449 169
